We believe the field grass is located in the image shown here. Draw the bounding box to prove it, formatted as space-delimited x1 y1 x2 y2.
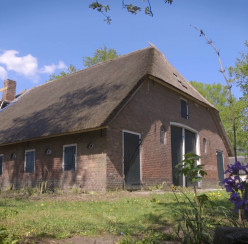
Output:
0 189 232 242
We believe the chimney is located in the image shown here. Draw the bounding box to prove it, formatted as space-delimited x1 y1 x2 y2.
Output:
2 79 16 102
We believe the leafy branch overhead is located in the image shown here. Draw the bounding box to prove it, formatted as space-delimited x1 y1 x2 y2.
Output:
89 0 173 23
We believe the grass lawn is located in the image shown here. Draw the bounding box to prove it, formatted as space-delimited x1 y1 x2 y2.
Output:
0 189 232 243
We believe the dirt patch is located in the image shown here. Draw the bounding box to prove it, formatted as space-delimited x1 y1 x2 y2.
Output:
37 235 121 244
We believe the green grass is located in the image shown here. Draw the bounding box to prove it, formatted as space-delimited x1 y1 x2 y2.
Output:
0 189 232 242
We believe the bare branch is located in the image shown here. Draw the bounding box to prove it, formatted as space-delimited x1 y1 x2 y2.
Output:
191 24 238 161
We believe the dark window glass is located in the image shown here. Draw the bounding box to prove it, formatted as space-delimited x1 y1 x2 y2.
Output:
25 150 35 173
64 146 76 171
181 99 188 119
0 156 2 175
160 126 165 144
203 138 207 153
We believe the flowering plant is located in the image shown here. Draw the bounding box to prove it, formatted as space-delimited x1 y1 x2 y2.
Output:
223 161 248 211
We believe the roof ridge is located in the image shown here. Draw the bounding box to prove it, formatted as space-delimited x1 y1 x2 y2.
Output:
43 46 154 86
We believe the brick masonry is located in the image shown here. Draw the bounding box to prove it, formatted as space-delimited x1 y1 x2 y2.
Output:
0 130 107 191
0 78 230 191
106 78 229 189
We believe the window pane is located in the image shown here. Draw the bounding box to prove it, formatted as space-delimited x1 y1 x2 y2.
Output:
181 100 188 119
64 146 76 171
25 151 35 173
160 126 165 144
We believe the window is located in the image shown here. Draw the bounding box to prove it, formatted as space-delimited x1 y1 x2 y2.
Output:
63 145 77 171
25 150 35 173
203 138 207 154
0 155 3 175
160 126 166 144
180 99 188 119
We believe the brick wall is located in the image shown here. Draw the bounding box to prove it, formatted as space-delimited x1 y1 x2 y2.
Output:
0 130 107 191
106 78 229 189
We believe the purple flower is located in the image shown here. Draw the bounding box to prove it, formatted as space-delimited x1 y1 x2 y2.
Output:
224 161 248 211
230 192 241 203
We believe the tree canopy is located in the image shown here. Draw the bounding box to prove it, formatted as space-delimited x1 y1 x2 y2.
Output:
48 64 77 81
48 46 119 81
229 41 248 99
89 0 173 23
83 46 119 68
190 81 248 156
228 41 248 155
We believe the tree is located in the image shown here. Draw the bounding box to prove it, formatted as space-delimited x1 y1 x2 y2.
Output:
228 41 248 155
89 0 173 23
190 81 248 156
83 46 119 68
47 46 118 81
229 41 248 98
48 64 77 81
191 25 238 161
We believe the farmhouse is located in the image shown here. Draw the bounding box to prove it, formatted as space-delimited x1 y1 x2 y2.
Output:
0 46 232 191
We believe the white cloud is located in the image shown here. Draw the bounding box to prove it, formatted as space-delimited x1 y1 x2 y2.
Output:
40 61 67 74
0 49 67 81
0 50 38 77
0 66 7 80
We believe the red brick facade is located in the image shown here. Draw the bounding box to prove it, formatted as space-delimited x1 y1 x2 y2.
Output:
106 78 229 189
0 78 229 191
0 131 107 191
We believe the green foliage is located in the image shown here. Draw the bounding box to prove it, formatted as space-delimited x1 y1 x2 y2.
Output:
48 64 77 81
190 80 248 155
83 46 119 68
119 230 176 244
228 41 248 155
47 46 118 82
176 153 206 184
0 209 19 243
0 190 231 242
89 0 173 23
229 41 248 97
190 81 229 109
172 189 221 244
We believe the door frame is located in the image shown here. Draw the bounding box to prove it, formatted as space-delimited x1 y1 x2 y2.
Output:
0 154 3 176
122 130 142 188
216 150 224 184
170 122 201 187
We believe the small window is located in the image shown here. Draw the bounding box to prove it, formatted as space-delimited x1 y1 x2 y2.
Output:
160 126 166 144
0 155 3 175
203 138 207 154
181 99 188 119
63 145 77 171
25 150 35 173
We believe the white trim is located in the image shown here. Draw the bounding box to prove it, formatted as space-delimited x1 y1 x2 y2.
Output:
170 122 201 187
122 130 142 187
24 149 35 173
0 154 3 175
62 144 77 171
182 128 186 187
170 122 198 134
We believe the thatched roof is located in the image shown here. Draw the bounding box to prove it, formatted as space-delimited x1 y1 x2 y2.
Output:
0 46 230 151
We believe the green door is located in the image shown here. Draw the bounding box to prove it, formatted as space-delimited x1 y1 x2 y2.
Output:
216 151 224 184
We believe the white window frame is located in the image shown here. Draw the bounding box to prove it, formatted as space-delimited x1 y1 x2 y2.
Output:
24 149 35 173
122 130 142 185
180 98 189 119
63 144 77 171
170 122 201 187
0 154 3 175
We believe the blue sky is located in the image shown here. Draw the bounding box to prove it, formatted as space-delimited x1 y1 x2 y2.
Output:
0 0 247 98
